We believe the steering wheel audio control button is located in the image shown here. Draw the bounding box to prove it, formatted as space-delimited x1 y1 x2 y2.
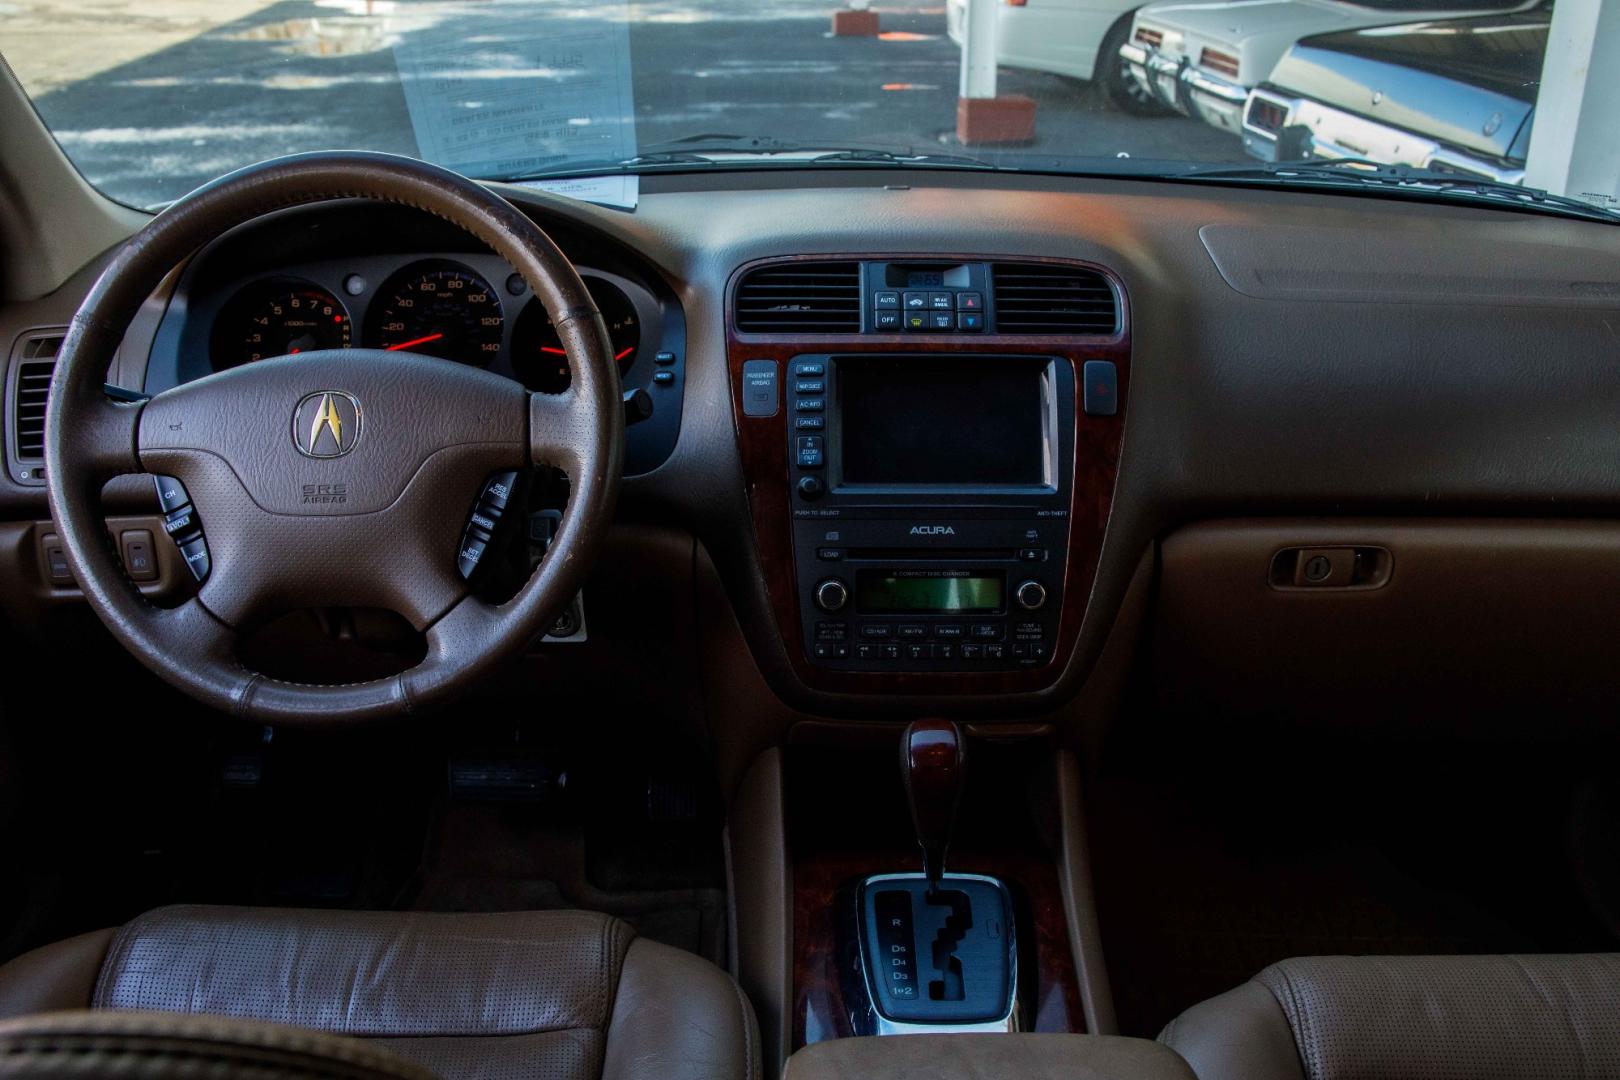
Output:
177 537 211 583
153 475 190 514
162 505 201 544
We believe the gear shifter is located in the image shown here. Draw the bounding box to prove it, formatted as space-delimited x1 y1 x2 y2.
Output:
900 719 966 894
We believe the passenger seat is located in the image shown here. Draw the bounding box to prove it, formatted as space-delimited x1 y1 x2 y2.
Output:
1160 954 1620 1080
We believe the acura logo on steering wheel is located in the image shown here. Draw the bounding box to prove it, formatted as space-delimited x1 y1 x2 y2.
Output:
293 390 363 458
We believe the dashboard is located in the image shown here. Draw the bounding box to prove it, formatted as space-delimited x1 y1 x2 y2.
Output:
6 168 1620 723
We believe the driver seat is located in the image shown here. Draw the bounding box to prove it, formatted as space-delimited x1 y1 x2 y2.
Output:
0 905 759 1080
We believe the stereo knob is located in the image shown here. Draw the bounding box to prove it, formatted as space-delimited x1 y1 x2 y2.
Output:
814 578 849 613
1014 580 1048 611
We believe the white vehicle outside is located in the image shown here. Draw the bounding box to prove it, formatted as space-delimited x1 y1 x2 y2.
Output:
947 0 1167 113
1118 0 1535 137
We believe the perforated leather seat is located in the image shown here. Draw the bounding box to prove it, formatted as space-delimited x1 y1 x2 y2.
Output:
0 905 759 1080
1160 954 1620 1080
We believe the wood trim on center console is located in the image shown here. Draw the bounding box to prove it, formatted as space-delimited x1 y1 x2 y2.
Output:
726 254 1131 695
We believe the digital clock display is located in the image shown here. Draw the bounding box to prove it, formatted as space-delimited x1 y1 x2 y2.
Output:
905 271 946 288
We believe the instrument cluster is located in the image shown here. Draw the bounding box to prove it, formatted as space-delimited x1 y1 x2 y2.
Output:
209 257 646 394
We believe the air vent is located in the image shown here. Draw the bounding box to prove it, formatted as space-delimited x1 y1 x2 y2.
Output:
12 332 63 460
991 264 1118 335
735 262 862 333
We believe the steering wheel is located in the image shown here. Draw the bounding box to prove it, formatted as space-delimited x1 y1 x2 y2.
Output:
45 152 622 724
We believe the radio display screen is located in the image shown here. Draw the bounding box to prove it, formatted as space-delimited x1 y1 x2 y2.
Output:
836 357 1048 487
858 570 1004 613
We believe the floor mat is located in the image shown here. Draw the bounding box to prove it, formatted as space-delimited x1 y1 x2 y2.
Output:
1089 732 1618 1038
402 802 727 967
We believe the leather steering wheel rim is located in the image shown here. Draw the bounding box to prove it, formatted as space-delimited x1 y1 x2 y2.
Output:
45 151 623 725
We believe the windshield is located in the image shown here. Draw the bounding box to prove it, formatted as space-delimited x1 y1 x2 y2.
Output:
1 0 1613 218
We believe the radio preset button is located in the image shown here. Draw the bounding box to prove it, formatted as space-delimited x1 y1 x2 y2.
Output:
960 644 982 660
1015 580 1048 611
906 643 934 661
936 643 957 660
984 644 1005 660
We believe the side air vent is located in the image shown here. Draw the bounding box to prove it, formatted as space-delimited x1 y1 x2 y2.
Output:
991 263 1119 335
735 261 862 333
12 332 64 461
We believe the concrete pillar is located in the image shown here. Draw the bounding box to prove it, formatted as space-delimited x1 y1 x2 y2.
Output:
1524 0 1620 212
957 0 1036 144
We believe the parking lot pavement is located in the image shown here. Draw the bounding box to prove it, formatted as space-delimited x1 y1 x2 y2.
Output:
4 0 1243 208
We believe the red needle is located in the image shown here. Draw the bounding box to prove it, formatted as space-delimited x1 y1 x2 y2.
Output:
385 332 444 351
542 345 634 361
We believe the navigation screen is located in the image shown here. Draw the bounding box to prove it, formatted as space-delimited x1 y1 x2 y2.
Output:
836 357 1047 487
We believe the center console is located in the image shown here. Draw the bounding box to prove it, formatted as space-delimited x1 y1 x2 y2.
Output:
728 254 1130 695
786 354 1073 673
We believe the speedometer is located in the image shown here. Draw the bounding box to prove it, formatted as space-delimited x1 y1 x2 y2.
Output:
366 263 503 366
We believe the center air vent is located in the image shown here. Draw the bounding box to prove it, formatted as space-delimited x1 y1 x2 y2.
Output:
735 262 862 333
991 263 1118 335
11 331 64 465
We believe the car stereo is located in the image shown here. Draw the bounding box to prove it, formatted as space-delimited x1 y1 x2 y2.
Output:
787 354 1075 672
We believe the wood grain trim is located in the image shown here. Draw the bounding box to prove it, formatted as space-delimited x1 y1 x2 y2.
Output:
726 253 1131 695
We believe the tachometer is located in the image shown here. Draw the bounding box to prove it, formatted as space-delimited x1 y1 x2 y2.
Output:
511 278 640 393
366 264 503 366
215 283 351 369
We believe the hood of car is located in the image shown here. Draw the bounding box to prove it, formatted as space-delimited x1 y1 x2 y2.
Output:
1135 0 1532 64
1270 10 1545 160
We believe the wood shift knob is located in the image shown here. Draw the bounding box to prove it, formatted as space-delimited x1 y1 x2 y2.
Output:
900 719 966 891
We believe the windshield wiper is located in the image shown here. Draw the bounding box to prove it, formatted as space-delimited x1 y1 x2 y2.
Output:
1168 158 1620 223
500 137 998 184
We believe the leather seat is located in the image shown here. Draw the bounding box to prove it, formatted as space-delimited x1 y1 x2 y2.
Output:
0 905 759 1080
1160 954 1620 1080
